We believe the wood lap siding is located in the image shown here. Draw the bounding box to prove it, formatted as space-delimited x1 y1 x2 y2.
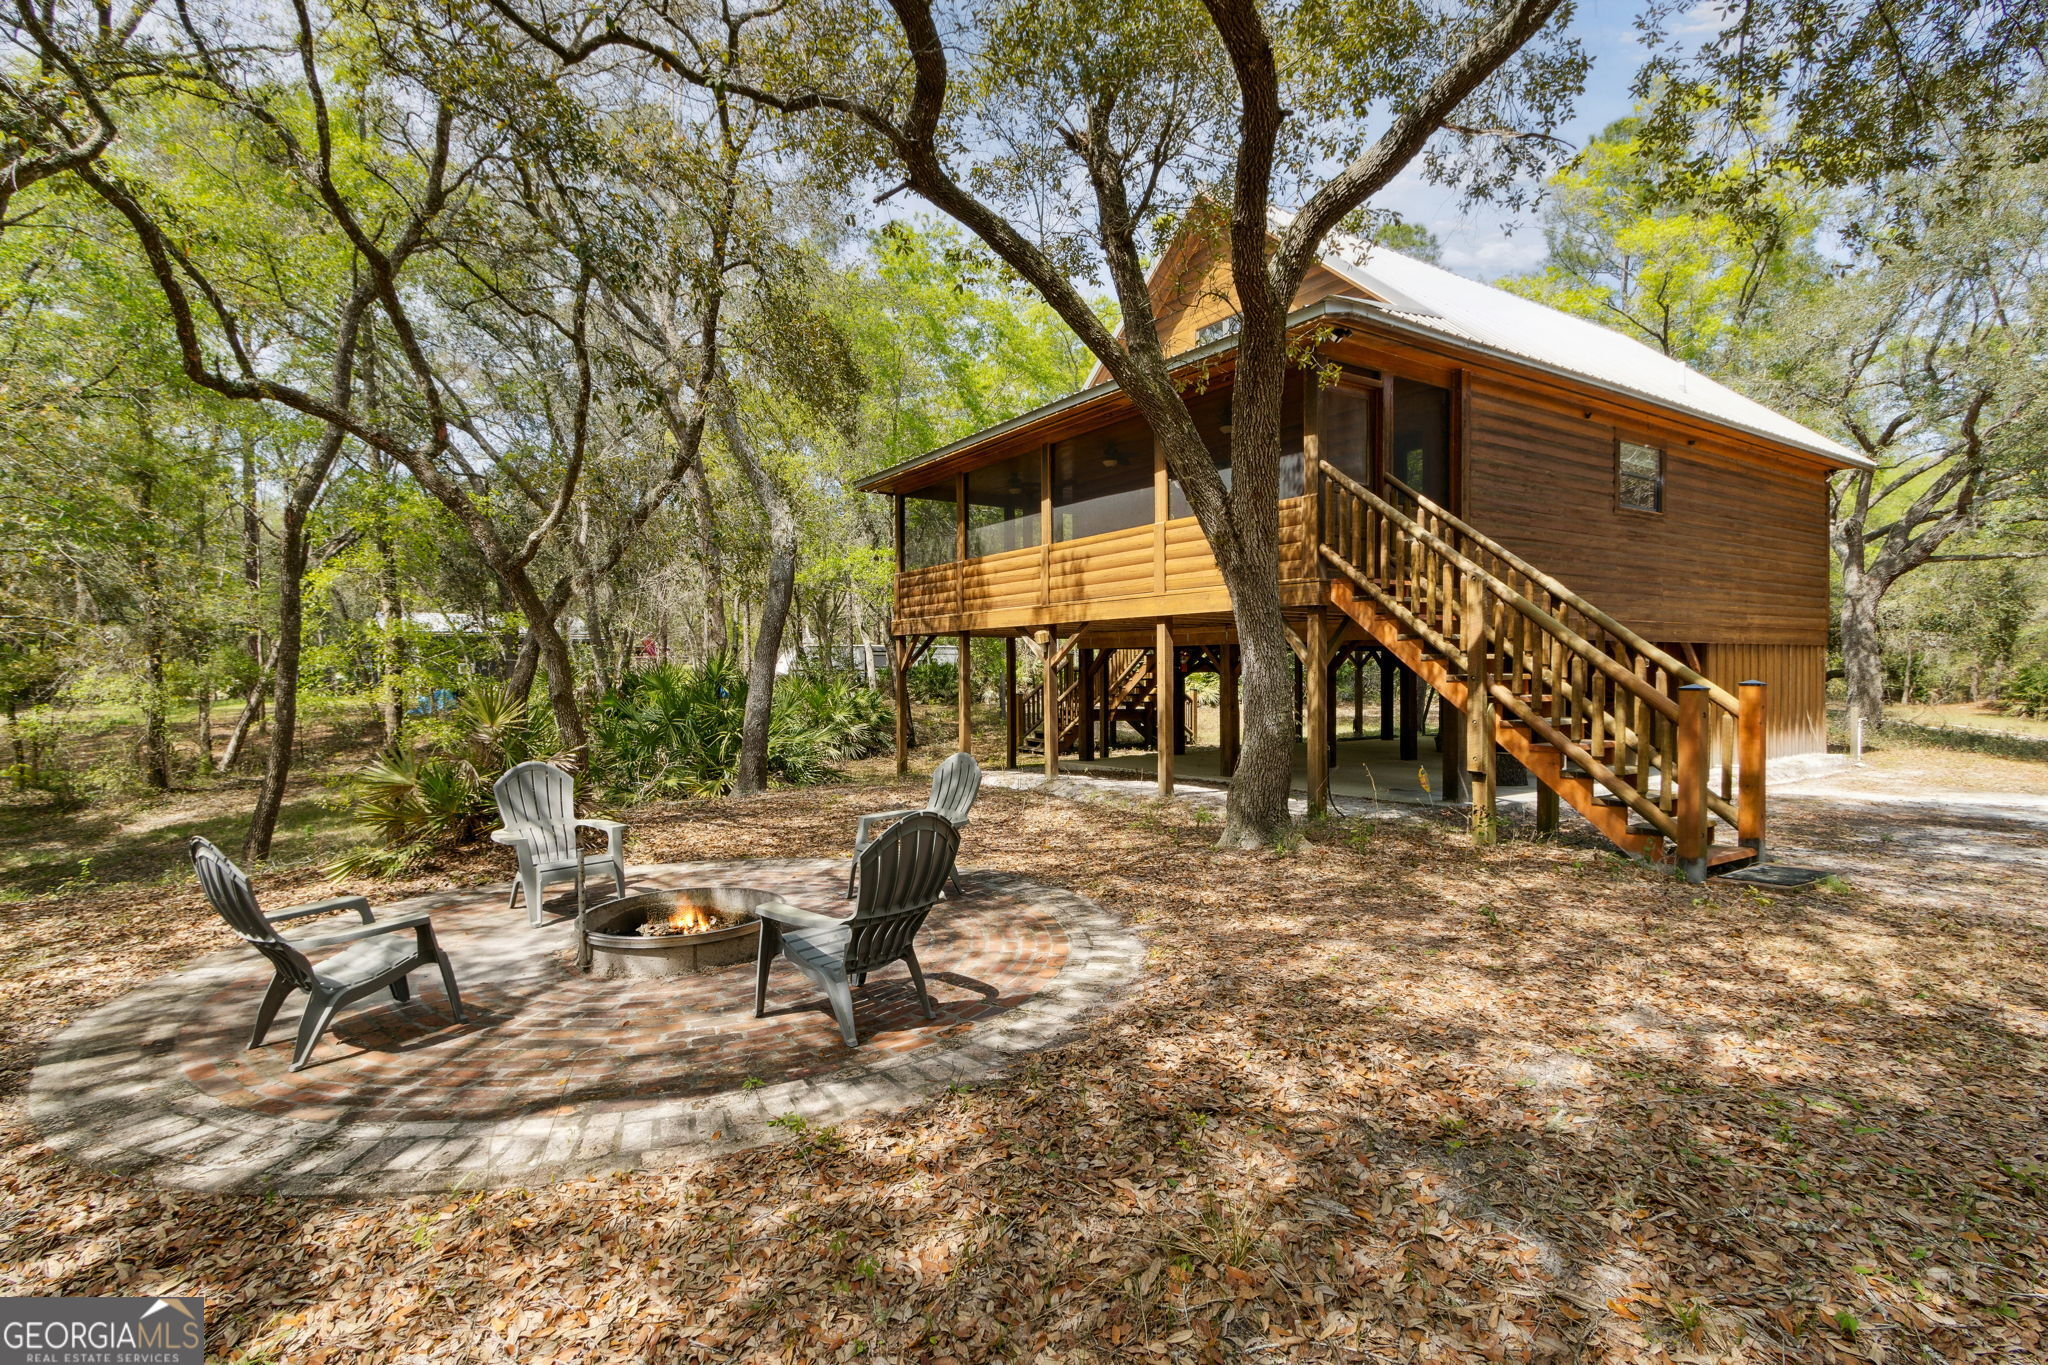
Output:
1705 643 1829 758
960 546 1040 614
1463 384 1831 646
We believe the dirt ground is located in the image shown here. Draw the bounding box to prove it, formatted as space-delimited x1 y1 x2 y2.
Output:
1 732 2044 1363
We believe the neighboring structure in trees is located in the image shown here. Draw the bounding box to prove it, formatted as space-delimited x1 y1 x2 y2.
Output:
863 225 1869 880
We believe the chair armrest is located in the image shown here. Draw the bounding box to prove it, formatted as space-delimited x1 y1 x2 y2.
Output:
855 808 919 842
490 828 535 848
752 901 845 932
290 912 432 952
268 894 374 925
575 818 627 833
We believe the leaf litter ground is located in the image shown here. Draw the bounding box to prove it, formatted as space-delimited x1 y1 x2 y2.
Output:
1 774 2043 1363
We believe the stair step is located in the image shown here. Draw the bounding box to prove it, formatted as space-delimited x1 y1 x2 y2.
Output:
1705 846 1761 874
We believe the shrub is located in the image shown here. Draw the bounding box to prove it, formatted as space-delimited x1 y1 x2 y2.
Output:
905 660 957 703
588 655 892 801
329 683 561 875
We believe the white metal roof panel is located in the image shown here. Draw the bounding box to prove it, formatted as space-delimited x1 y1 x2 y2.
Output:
1311 231 1866 467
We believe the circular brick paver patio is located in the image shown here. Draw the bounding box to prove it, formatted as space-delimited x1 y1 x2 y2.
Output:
29 860 1142 1196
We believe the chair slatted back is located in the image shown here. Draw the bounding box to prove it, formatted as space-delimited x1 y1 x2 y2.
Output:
928 751 982 826
189 836 317 991
846 811 958 976
493 761 579 863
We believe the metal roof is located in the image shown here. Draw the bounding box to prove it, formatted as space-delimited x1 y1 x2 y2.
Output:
1309 230 1867 467
855 241 1871 492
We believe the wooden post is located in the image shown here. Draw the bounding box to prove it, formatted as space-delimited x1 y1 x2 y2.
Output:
1306 612 1330 816
1171 647 1187 755
1675 684 1710 882
1078 646 1096 762
1156 621 1175 798
1461 575 1496 842
1099 650 1115 755
1219 643 1240 776
956 632 972 756
1535 784 1559 834
1040 630 1059 780
1352 653 1365 738
1738 680 1767 856
1439 695 1468 803
1379 653 1395 740
1398 666 1419 761
1004 637 1019 770
1292 654 1305 738
891 636 911 776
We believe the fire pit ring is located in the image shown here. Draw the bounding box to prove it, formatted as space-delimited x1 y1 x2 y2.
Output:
578 887 785 978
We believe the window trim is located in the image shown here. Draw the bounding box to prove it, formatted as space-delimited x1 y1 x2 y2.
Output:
1614 437 1666 516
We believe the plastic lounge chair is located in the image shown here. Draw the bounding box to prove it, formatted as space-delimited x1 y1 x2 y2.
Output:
758 811 959 1048
490 760 627 926
188 836 465 1072
848 750 980 898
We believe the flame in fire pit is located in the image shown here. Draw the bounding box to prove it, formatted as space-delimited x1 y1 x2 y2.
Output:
638 902 726 938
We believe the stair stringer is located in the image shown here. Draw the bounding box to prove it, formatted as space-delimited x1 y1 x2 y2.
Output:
1326 578 1667 863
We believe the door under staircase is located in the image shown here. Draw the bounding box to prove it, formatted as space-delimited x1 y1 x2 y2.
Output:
1317 467 1766 881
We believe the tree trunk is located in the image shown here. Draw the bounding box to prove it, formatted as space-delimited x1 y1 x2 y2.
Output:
718 392 798 796
216 640 279 774
241 439 265 746
373 465 403 746
683 461 729 652
243 425 350 861
243 483 316 859
1839 564 1888 734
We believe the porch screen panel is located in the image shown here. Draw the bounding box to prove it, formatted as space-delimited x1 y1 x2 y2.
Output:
1392 378 1451 506
1321 381 1375 486
1054 417 1153 542
966 453 1042 557
902 483 957 568
1167 374 1304 518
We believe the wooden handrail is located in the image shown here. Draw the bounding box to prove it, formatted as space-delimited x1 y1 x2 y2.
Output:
1382 475 1739 714
1321 467 1680 722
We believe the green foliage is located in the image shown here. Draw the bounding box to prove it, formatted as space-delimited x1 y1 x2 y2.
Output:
1501 116 1824 368
904 661 958 705
588 658 889 801
329 683 558 875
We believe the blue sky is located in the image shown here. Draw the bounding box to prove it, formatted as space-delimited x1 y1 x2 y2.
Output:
1379 0 1658 279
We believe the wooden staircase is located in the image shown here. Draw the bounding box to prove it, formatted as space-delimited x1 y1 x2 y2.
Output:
1020 648 1181 754
1319 468 1767 881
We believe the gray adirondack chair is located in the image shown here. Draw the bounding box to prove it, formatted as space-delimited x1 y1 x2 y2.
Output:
490 760 627 925
188 836 464 1072
759 810 959 1047
848 750 981 898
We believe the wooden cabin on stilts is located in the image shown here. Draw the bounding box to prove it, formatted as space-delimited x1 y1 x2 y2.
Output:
858 226 1870 882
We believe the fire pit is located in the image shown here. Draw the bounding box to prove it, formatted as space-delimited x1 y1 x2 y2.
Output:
578 887 783 978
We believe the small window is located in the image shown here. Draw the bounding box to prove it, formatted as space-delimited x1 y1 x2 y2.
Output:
1617 441 1664 513
1196 314 1240 346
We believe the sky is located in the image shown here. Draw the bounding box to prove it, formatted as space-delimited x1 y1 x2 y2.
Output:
1377 0 1662 279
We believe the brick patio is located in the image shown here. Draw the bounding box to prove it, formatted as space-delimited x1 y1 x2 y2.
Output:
29 859 1142 1196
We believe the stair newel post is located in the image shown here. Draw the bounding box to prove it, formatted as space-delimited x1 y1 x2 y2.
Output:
1676 684 1710 883
1738 680 1767 857
1461 573 1497 843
